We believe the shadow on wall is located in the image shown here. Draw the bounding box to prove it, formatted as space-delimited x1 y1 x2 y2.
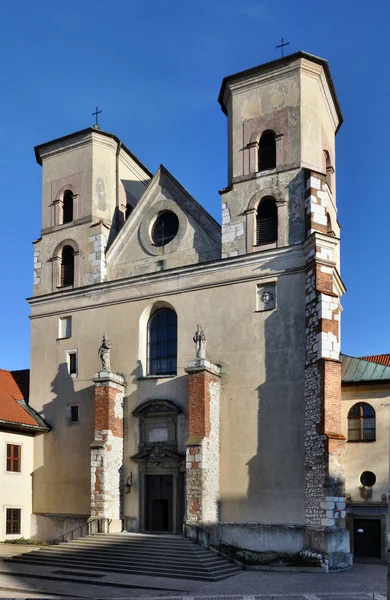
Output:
31 362 94 541
106 177 151 250
219 258 307 528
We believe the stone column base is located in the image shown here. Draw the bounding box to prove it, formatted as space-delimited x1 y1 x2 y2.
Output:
304 528 352 571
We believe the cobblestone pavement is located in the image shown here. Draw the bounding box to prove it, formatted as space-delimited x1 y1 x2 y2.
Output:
0 562 385 599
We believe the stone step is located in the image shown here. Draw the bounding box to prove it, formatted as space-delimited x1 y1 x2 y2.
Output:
64 536 201 549
5 556 240 581
55 541 212 558
23 548 226 569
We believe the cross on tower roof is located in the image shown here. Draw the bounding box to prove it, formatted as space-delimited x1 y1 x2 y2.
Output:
275 37 290 58
92 106 102 129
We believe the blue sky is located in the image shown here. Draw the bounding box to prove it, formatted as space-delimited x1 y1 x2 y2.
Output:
1 0 389 369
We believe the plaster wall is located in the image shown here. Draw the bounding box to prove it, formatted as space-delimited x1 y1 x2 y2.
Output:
342 385 390 504
29 249 307 525
0 432 34 540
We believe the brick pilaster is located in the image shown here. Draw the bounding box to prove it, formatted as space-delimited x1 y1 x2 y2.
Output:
90 371 126 531
185 359 221 523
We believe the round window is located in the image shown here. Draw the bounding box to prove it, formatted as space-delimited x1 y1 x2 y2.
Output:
360 471 376 487
151 211 179 247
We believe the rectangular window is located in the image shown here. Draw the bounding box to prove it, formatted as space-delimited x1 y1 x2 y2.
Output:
6 508 21 535
6 444 21 473
70 405 79 423
59 316 72 339
66 350 78 377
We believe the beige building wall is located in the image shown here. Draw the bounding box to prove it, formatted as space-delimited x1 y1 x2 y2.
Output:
0 432 34 540
342 385 390 503
29 245 307 526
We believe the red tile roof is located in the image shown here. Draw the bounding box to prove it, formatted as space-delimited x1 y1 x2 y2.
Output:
0 369 40 427
361 354 390 367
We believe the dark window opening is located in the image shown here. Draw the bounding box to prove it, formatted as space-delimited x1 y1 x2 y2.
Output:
125 203 133 220
148 308 177 376
70 405 79 423
152 212 179 247
348 402 375 442
63 190 74 224
6 444 21 473
258 131 276 171
360 471 376 487
6 508 21 535
256 197 277 245
61 246 74 287
68 352 77 376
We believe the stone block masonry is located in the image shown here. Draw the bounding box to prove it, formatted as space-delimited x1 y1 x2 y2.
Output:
88 230 107 283
185 360 221 523
90 372 125 529
33 250 41 287
303 170 351 569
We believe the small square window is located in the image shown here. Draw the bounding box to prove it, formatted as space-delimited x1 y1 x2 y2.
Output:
66 350 78 377
59 317 72 339
6 444 21 473
6 508 21 535
69 405 79 423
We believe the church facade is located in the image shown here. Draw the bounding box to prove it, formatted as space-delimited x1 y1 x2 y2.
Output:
27 52 352 569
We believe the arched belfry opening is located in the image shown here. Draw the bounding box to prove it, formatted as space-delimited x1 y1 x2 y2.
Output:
256 197 278 245
62 190 74 224
61 245 74 286
258 131 276 171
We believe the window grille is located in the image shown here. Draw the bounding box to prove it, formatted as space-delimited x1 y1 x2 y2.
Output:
6 508 21 535
258 132 276 171
348 403 375 441
256 197 278 245
61 246 74 287
6 444 21 473
148 308 177 376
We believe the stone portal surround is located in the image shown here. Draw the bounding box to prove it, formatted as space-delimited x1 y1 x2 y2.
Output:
90 371 125 530
185 359 221 523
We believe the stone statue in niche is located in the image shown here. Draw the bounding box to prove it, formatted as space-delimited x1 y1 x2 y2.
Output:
193 324 206 360
98 334 112 371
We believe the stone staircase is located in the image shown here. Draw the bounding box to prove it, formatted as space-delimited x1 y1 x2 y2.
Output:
4 533 241 581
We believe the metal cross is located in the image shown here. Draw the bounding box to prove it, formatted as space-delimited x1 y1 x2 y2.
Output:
92 106 102 128
275 37 290 58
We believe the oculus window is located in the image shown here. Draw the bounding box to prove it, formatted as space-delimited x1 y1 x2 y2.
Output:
148 308 177 376
152 211 179 247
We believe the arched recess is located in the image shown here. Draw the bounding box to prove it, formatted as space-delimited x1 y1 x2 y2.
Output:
323 148 335 192
246 189 287 252
52 239 80 291
246 127 284 175
138 301 178 378
53 184 80 226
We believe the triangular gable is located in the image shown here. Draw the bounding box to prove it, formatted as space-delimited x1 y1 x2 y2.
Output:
107 165 220 277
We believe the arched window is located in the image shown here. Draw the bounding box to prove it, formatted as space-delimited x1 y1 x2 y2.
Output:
258 131 276 171
256 197 278 245
62 190 74 224
61 245 74 287
348 403 376 442
148 308 177 376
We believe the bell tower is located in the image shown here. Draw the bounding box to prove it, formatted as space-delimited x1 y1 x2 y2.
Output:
32 128 151 296
219 53 351 569
218 51 341 260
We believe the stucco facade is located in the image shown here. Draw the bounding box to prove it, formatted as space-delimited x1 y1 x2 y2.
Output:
26 52 352 569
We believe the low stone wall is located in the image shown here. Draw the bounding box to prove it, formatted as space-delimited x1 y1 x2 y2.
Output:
30 514 89 543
